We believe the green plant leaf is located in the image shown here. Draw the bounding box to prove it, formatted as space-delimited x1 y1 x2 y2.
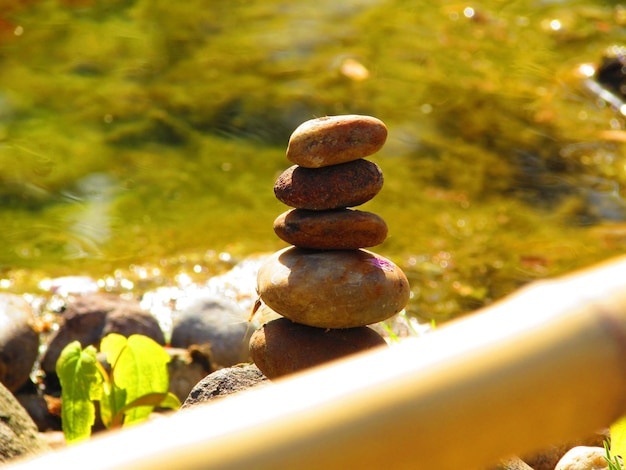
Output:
99 333 129 425
100 333 173 426
95 360 114 429
611 415 626 462
56 341 103 443
604 439 624 470
100 333 128 368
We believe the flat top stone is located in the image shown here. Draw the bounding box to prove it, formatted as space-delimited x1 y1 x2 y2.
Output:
286 115 387 168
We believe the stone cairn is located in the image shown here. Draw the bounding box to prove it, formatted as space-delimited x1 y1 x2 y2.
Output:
249 115 410 379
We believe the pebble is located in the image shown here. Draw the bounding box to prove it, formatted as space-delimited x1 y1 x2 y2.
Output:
40 293 165 384
249 317 387 379
286 115 387 168
257 247 410 328
181 364 269 408
554 446 609 470
274 159 384 210
170 296 254 368
273 208 388 249
0 294 40 392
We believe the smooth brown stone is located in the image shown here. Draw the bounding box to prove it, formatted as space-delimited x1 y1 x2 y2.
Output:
274 159 383 210
249 317 387 379
286 115 387 168
257 247 410 328
273 209 388 249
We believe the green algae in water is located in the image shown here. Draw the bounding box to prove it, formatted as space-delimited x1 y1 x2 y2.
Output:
0 0 625 323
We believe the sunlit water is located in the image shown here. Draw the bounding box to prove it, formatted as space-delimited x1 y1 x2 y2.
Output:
0 0 625 326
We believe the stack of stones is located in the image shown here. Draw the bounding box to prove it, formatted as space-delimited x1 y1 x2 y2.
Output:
249 115 410 379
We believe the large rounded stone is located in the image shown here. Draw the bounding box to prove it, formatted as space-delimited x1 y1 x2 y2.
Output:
170 296 254 368
257 247 410 328
274 159 383 210
273 209 388 249
40 293 165 380
249 317 387 379
286 115 387 168
0 294 40 392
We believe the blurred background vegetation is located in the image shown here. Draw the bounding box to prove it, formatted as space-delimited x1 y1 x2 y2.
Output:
0 0 625 323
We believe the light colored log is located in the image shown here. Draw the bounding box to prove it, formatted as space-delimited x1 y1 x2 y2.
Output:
9 255 626 470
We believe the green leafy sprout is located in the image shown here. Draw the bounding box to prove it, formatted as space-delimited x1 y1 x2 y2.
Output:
605 416 626 470
56 333 181 444
604 439 622 470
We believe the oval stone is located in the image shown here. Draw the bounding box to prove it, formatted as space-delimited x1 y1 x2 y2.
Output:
274 159 383 210
249 317 387 379
257 247 410 328
273 209 388 249
286 115 388 168
0 294 39 392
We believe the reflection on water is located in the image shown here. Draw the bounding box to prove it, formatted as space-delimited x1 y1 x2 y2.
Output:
60 173 120 258
576 175 626 222
0 0 624 323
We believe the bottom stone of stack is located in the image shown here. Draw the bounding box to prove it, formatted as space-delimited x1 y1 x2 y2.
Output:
249 317 387 380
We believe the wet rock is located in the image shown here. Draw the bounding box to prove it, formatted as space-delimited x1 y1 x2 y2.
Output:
554 446 609 470
286 115 387 168
274 208 388 249
0 381 50 463
274 159 384 210
257 247 410 328
0 294 39 392
181 364 268 408
249 317 386 379
170 296 253 368
40 293 165 380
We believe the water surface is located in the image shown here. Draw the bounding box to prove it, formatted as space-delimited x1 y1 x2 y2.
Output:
0 0 625 322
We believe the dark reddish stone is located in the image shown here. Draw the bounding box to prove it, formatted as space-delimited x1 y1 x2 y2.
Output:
273 208 387 249
274 159 383 210
249 317 387 379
